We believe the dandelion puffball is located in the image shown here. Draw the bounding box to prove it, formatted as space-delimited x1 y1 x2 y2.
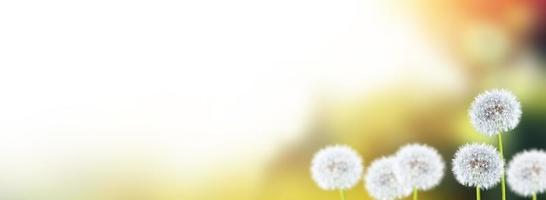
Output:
507 150 546 197
452 143 503 189
310 145 364 190
393 144 445 190
365 157 412 200
469 89 521 136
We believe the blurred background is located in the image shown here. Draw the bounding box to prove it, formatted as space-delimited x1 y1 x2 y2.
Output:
0 0 545 199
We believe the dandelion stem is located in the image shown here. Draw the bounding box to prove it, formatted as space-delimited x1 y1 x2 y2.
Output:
476 186 481 200
498 133 507 200
413 187 418 200
533 193 537 200
339 190 346 200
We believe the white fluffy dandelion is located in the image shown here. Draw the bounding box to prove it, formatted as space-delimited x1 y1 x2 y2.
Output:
452 143 503 189
393 144 445 191
311 145 364 190
507 150 546 197
365 157 412 200
469 89 522 136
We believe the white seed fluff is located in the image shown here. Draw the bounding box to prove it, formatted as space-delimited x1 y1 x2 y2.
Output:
365 157 412 200
310 145 364 190
393 144 445 190
507 150 546 197
452 143 503 189
469 89 522 136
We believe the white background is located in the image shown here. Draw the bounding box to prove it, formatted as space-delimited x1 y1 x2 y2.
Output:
0 0 460 190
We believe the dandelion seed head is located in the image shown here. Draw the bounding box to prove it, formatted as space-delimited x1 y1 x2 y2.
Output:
469 89 522 136
507 150 546 197
365 157 412 200
452 143 503 189
393 144 445 190
310 145 364 190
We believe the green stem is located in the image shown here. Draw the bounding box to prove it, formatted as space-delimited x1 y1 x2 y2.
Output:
339 190 346 200
476 186 481 200
413 187 418 200
498 133 506 200
533 193 537 200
